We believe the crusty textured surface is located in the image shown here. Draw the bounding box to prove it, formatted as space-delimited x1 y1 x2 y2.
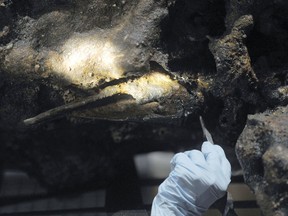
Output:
0 0 287 195
236 106 288 215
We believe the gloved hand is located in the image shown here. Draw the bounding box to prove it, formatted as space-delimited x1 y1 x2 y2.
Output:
151 141 231 216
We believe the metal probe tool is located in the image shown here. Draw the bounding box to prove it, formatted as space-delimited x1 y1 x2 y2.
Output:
199 116 237 216
200 116 214 144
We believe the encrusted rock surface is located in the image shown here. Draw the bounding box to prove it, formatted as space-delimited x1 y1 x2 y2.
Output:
208 14 259 146
236 106 288 216
0 0 287 199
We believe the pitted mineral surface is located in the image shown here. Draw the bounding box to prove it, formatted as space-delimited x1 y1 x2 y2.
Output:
236 106 288 216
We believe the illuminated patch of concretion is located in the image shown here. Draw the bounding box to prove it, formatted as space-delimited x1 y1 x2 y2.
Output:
98 72 182 103
22 71 189 125
47 32 124 87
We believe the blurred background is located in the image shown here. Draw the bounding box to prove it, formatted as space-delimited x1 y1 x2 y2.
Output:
0 151 260 216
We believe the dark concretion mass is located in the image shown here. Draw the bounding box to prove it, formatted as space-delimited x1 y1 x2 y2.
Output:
0 0 287 204
236 106 288 215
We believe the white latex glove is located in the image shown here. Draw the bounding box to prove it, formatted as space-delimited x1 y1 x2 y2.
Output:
151 141 231 216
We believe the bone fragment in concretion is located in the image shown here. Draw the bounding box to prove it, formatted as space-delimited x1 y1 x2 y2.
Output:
23 93 134 126
22 71 191 126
